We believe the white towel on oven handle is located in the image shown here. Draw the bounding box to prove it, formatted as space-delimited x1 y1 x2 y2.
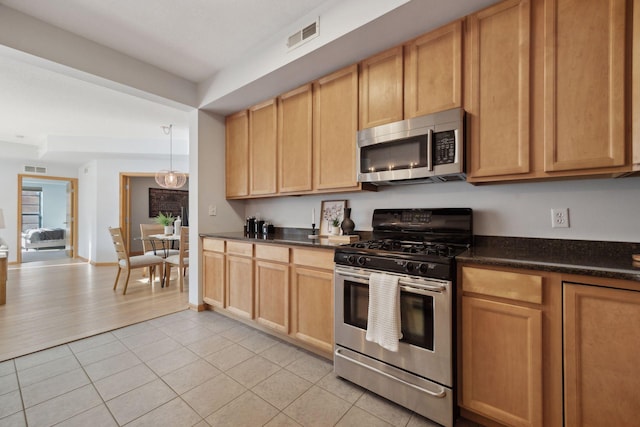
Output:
365 272 402 352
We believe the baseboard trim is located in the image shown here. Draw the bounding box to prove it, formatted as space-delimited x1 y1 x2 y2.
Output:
189 303 205 312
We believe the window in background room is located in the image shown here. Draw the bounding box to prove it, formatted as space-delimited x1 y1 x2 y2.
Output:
22 187 43 232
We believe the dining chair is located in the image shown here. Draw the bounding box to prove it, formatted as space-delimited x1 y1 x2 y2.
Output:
164 226 189 292
140 223 180 258
109 227 164 295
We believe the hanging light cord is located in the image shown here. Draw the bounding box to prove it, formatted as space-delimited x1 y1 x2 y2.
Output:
162 124 173 171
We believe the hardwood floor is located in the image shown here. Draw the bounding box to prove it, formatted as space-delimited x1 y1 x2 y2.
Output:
0 258 189 362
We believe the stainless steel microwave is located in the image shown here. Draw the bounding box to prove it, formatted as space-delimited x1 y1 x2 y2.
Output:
357 108 465 185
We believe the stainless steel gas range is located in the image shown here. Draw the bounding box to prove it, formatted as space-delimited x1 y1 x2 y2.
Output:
333 208 472 427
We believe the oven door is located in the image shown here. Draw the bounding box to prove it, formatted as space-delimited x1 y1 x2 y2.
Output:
334 265 452 387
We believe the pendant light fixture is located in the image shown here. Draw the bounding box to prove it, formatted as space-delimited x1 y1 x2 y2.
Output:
155 124 187 189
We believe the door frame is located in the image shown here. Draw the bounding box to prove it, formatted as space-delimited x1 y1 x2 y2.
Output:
17 174 79 264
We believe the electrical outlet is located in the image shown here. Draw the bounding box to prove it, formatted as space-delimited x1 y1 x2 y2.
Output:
208 205 217 216
551 208 569 228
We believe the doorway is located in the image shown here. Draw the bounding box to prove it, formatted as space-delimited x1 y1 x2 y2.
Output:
119 173 189 255
17 174 78 264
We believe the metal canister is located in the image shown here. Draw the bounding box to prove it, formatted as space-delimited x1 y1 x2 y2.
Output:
255 220 265 235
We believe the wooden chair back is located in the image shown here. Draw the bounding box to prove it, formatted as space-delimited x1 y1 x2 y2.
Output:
109 227 129 266
179 226 189 265
140 223 164 254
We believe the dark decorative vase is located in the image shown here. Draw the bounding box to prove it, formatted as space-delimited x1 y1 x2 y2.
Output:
341 208 355 235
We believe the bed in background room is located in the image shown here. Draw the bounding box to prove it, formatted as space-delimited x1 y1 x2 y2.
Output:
22 228 66 251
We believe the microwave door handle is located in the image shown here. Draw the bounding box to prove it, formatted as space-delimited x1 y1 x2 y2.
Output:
427 129 433 171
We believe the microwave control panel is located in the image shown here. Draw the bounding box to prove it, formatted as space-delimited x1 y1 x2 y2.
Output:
433 130 456 165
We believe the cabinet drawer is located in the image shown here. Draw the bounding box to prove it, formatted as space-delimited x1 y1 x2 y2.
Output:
292 248 334 270
255 244 289 263
202 238 225 252
462 266 542 304
226 241 253 257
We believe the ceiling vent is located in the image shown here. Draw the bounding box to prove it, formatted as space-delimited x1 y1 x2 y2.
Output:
287 19 319 51
24 165 47 174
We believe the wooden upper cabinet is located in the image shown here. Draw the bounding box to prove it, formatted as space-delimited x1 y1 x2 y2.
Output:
225 110 249 198
359 46 404 129
313 64 360 191
543 0 626 172
249 99 278 196
404 20 462 119
466 0 531 179
278 84 313 193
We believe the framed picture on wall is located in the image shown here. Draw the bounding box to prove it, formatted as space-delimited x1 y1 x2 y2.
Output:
148 188 188 218
320 199 346 236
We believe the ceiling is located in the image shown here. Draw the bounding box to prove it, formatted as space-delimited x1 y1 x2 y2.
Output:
0 0 497 167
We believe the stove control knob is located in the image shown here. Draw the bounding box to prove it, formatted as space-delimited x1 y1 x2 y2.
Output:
346 255 355 265
418 263 430 274
357 256 367 266
405 262 415 273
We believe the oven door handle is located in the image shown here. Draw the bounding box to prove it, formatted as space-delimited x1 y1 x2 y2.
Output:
334 348 447 398
337 270 446 293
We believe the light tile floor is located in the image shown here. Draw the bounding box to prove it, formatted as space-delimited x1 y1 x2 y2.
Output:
0 310 474 427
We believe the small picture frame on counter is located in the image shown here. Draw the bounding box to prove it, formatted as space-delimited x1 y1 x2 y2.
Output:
320 199 346 236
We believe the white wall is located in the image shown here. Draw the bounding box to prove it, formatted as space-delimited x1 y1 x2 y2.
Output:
0 159 78 262
243 176 640 243
189 109 245 307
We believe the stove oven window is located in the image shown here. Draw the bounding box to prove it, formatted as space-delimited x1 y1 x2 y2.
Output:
343 279 435 351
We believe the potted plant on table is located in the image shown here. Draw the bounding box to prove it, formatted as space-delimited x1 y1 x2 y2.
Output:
155 212 175 235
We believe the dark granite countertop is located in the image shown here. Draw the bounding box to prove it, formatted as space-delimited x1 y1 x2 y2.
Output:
458 236 640 282
201 230 640 283
200 228 372 250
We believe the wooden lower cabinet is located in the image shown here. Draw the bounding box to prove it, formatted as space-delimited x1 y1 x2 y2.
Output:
458 264 562 427
203 238 225 308
290 265 334 354
255 260 289 334
563 283 640 427
462 296 543 427
203 239 334 357
226 255 254 319
203 250 225 308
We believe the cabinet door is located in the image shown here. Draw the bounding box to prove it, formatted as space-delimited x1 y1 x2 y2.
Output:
249 99 278 196
543 0 626 172
564 283 640 427
203 250 225 308
225 110 249 198
313 64 360 191
461 296 543 427
359 46 403 129
255 260 289 333
466 0 531 178
278 84 313 193
226 255 254 319
404 20 462 118
290 266 333 353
